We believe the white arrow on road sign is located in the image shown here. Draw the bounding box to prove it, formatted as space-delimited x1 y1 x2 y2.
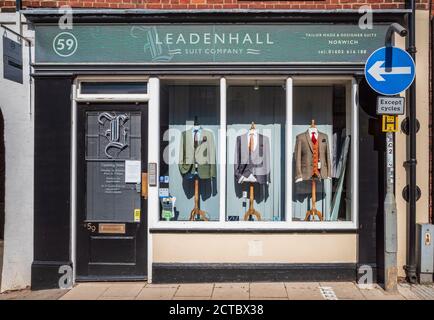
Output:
367 60 412 82
365 47 415 96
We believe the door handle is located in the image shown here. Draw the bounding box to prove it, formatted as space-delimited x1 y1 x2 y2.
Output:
142 172 148 199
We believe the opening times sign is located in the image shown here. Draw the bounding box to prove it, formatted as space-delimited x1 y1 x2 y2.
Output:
35 24 388 64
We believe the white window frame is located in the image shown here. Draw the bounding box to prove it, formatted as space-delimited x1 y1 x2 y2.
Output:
76 76 150 102
150 75 358 230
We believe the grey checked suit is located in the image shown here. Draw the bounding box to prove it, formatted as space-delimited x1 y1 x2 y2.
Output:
234 133 271 185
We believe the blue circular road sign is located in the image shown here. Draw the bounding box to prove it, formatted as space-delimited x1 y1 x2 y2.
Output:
364 47 415 96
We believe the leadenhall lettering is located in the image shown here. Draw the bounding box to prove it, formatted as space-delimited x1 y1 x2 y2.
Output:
155 32 274 45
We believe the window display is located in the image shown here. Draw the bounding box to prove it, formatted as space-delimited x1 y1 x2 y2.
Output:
160 81 220 221
292 86 351 222
157 79 354 226
226 84 285 222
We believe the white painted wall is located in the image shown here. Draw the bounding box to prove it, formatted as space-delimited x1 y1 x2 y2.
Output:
0 13 34 292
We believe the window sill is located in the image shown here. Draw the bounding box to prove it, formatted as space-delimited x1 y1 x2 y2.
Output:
149 228 358 234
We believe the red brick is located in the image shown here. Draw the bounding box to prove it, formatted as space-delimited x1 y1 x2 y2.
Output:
169 3 188 8
2 0 430 16
93 3 113 7
116 3 135 7
195 3 212 8
146 3 162 8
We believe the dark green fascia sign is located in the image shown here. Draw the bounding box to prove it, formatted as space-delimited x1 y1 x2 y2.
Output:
35 24 388 64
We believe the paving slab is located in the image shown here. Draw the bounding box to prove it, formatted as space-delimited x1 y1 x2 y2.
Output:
398 283 428 300
101 283 145 298
1 281 432 300
136 287 178 300
320 282 365 300
175 283 214 298
145 283 179 289
21 289 68 300
0 288 68 300
173 296 211 300
60 284 110 300
252 297 289 300
403 284 434 300
75 282 118 287
360 287 404 300
250 283 287 299
212 283 249 300
285 282 323 300
0 289 31 300
98 296 134 300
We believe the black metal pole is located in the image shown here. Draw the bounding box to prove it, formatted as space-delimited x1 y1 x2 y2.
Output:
405 0 418 284
16 0 21 11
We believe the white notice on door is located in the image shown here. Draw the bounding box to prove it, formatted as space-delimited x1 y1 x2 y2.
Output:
125 160 141 183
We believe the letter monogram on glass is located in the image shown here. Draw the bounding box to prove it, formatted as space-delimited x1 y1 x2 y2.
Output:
98 112 129 159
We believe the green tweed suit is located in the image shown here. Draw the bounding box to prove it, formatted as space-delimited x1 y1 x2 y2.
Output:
178 128 216 179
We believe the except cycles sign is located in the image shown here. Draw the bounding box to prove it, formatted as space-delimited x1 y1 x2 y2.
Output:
376 96 405 115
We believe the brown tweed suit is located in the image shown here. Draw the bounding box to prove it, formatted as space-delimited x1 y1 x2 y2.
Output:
294 130 331 181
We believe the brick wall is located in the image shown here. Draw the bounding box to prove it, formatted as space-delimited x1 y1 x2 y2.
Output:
0 0 430 12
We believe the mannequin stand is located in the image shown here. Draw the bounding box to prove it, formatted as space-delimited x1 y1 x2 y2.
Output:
189 176 208 221
243 183 262 221
304 179 323 221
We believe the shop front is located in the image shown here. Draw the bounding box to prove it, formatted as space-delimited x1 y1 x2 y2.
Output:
27 9 416 289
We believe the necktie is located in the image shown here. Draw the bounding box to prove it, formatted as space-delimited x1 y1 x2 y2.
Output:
311 131 317 145
194 130 199 148
312 132 320 177
249 133 254 153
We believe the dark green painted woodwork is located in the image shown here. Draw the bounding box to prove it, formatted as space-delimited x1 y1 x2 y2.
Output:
36 24 388 64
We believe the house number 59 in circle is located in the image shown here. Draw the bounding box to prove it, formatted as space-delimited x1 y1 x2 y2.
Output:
53 32 78 57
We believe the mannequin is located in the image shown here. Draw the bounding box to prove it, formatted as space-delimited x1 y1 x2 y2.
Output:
179 115 216 180
294 119 331 182
295 125 319 183
293 119 332 221
234 122 271 185
238 124 258 184
178 116 217 221
237 122 263 221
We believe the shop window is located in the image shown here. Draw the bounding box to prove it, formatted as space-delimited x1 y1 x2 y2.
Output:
226 82 286 222
292 85 351 222
159 80 220 221
154 77 356 228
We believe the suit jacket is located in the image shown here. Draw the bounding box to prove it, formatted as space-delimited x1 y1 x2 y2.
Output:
234 133 271 185
294 130 331 181
178 128 216 179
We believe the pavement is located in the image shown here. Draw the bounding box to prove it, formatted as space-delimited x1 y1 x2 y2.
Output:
0 281 434 300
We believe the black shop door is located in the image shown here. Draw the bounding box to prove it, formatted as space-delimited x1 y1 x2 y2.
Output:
76 104 148 281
